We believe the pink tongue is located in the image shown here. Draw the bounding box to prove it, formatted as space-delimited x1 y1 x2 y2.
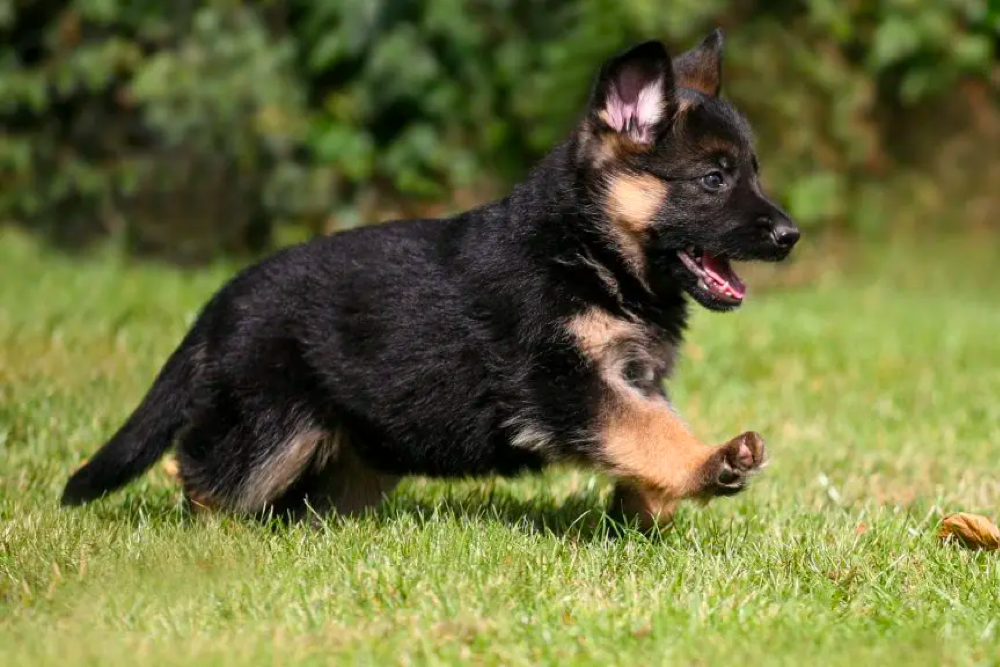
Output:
702 253 746 298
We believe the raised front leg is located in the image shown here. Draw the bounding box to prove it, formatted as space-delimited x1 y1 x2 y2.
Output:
605 421 767 530
566 308 768 530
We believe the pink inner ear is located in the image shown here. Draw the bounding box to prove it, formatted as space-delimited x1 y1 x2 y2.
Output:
605 82 662 143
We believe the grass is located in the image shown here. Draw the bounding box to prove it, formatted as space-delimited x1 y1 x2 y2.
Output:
1 228 999 666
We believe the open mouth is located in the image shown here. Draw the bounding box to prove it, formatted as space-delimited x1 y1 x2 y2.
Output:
677 248 746 303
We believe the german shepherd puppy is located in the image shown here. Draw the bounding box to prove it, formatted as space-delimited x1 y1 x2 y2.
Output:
62 30 799 529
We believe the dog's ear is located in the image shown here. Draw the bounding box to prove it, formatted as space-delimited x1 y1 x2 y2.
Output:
673 29 724 97
590 40 676 145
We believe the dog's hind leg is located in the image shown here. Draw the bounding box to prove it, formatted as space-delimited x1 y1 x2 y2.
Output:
175 402 333 515
269 428 400 521
176 401 398 520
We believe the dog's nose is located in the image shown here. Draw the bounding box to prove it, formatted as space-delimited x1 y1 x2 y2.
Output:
769 222 800 249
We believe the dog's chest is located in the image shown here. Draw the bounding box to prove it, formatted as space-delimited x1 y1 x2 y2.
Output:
622 327 679 397
567 308 680 398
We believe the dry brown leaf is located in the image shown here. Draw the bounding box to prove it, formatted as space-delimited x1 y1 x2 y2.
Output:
938 512 1000 550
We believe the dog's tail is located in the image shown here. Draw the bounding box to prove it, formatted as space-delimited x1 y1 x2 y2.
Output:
61 339 200 506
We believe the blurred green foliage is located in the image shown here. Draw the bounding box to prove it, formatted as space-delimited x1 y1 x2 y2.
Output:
1 0 998 261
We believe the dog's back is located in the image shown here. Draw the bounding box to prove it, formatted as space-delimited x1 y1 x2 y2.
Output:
63 210 563 513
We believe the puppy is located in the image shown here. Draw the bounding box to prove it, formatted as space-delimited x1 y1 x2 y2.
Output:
62 30 799 529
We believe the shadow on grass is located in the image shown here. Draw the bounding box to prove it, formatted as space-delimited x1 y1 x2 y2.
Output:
71 483 679 545
363 486 686 545
382 493 614 540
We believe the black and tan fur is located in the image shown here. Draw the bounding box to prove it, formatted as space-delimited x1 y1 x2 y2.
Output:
61 30 799 530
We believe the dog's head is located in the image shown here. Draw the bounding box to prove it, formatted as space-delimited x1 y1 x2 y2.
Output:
578 30 799 312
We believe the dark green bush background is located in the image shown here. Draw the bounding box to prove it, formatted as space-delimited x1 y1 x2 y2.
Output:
2 0 998 262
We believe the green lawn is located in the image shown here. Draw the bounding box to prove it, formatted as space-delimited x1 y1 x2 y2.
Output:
1 229 999 666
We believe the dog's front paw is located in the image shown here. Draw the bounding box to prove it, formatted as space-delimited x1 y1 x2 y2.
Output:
702 431 767 497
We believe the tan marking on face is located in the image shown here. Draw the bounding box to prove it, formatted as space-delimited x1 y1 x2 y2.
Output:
604 172 667 274
567 308 716 500
696 135 739 155
606 172 667 236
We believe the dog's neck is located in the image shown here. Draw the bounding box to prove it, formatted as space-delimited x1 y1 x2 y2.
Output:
501 139 689 337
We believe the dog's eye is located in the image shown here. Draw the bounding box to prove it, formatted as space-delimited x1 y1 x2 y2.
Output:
701 171 725 192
